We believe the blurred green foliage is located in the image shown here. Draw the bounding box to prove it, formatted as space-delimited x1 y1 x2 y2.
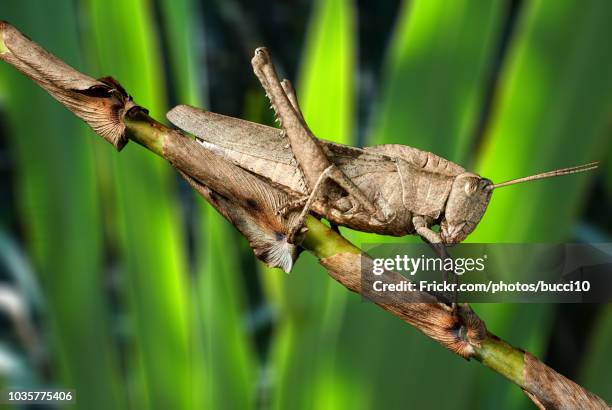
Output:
0 0 610 409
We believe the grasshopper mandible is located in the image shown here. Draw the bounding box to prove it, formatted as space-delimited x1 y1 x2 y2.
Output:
168 47 598 251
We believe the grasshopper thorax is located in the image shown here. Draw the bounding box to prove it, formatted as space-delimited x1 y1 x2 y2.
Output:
440 173 492 244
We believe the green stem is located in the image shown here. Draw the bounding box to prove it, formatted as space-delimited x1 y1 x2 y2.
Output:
124 109 171 157
475 333 525 387
301 216 360 257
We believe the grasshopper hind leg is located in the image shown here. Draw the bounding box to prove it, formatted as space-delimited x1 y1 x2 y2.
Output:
251 48 383 227
286 165 335 243
280 79 304 121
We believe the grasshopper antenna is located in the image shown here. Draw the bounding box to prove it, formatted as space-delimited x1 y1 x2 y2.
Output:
486 161 599 191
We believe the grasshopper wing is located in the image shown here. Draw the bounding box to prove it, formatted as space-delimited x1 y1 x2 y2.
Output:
168 105 308 195
168 105 404 223
167 105 399 194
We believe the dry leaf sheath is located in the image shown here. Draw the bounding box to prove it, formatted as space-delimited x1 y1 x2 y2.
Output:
0 21 136 150
0 22 608 409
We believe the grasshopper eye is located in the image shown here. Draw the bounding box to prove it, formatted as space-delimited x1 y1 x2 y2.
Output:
464 180 478 196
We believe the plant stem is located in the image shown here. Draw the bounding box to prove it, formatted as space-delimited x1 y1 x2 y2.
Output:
124 109 170 157
475 333 525 386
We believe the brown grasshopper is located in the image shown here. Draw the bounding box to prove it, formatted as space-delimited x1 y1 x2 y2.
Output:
168 47 598 253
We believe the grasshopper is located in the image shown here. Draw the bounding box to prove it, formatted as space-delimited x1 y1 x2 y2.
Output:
168 47 598 253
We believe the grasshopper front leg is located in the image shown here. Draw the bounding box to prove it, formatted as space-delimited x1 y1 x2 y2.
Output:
251 48 382 241
413 215 458 305
412 216 443 244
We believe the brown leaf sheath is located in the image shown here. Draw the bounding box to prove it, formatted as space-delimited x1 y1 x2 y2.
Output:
319 252 487 358
0 21 136 150
156 119 302 272
178 170 301 272
522 352 609 409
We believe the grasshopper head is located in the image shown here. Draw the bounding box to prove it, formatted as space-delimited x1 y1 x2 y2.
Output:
440 162 598 244
441 173 492 244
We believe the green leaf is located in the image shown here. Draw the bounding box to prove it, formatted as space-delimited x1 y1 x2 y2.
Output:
157 0 206 107
470 0 612 407
159 1 258 407
369 0 505 163
197 208 257 409
580 305 612 403
0 2 124 408
262 0 358 408
83 0 195 407
473 0 612 243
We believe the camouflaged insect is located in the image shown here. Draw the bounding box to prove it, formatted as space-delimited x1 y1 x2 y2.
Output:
168 48 598 253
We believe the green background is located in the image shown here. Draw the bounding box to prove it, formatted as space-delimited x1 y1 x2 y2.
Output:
0 0 610 409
